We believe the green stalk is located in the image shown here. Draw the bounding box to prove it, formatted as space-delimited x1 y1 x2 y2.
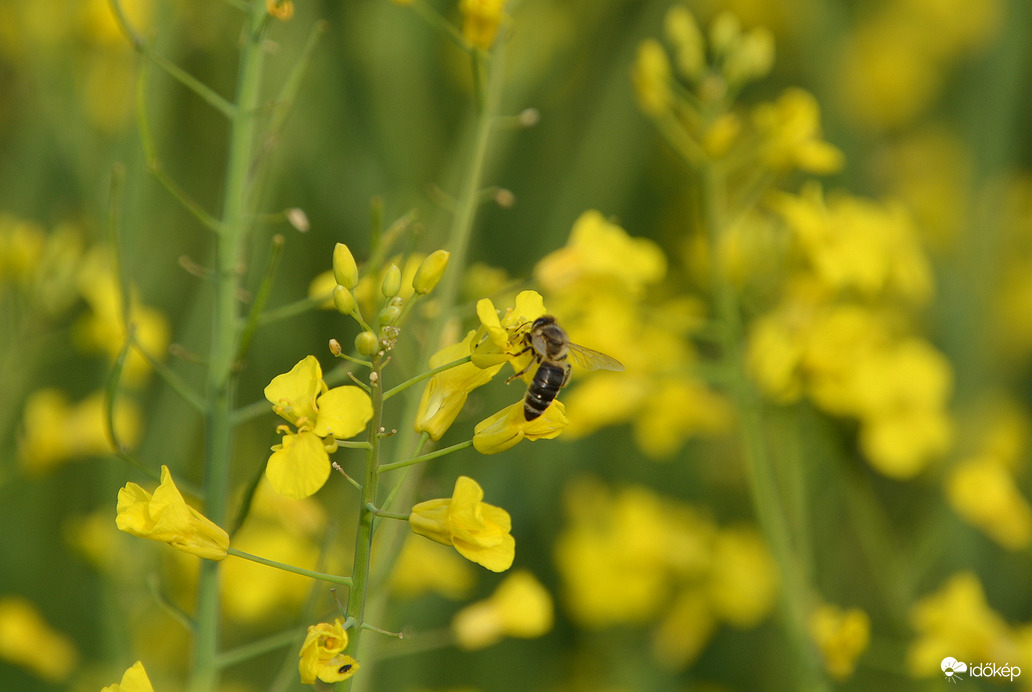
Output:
191 7 269 692
339 353 385 692
699 164 827 692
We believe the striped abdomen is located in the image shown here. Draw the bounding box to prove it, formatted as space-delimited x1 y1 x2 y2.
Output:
524 360 567 420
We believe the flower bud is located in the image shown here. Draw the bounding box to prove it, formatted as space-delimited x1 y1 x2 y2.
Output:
378 305 402 326
332 285 357 315
328 339 342 356
333 243 359 289
381 263 402 298
355 331 380 356
412 250 450 295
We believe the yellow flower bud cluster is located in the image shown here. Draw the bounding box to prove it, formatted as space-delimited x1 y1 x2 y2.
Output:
328 243 449 358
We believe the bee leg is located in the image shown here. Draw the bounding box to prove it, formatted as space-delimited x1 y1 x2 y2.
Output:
561 363 572 387
505 359 534 384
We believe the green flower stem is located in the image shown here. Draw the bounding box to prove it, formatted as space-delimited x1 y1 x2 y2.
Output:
700 163 827 692
377 440 474 473
339 353 385 692
382 355 473 401
364 504 410 521
192 6 270 692
226 548 353 586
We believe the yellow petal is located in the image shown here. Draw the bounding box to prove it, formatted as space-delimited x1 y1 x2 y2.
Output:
101 660 155 692
265 356 326 426
266 431 332 499
314 386 373 439
473 401 569 454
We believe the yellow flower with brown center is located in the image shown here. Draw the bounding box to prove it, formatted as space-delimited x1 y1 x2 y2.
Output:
115 465 229 560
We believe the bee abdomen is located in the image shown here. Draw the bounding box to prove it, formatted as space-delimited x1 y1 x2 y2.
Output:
524 362 567 420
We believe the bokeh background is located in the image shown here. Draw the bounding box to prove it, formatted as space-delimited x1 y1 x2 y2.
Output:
2 0 1032 690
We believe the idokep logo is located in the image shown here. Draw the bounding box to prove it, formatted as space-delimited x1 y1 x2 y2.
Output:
941 657 967 683
941 656 1022 683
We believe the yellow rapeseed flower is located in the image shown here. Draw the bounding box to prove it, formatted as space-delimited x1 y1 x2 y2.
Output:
265 355 373 498
752 89 843 175
459 0 508 51
388 536 476 600
409 476 515 572
452 570 554 649
298 618 358 685
101 660 154 692
115 465 229 560
473 400 569 454
0 596 79 683
415 330 502 441
809 604 871 681
946 454 1032 550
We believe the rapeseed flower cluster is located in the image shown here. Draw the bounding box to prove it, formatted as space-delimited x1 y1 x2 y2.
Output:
554 478 777 668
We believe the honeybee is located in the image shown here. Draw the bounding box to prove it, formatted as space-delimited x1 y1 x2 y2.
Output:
508 315 624 420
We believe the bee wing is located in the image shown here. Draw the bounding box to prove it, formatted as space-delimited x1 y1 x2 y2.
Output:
567 343 625 372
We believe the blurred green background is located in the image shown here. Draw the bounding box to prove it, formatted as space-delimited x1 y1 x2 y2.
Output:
2 0 1032 690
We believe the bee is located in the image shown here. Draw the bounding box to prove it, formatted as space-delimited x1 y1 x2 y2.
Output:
508 315 624 420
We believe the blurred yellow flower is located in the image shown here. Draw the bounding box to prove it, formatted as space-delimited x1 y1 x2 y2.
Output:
266 0 293 21
459 0 508 51
298 618 358 685
753 89 843 174
19 388 141 473
388 536 476 600
473 399 569 454
533 210 666 298
415 330 502 441
632 39 673 116
265 355 372 498
809 604 870 680
947 455 1032 550
706 527 778 627
0 596 79 683
101 660 154 692
470 290 546 370
115 465 229 560
452 570 554 649
907 572 1019 678
409 476 515 572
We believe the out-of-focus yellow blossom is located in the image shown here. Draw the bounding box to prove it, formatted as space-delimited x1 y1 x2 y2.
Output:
221 481 326 622
993 176 1032 360
534 210 666 298
749 294 953 478
115 465 230 560
388 536 476 599
265 0 293 21
0 214 45 284
80 0 154 47
705 527 778 627
74 248 171 387
752 89 843 174
809 604 870 681
409 476 515 572
264 355 372 498
307 269 336 309
664 5 705 82
100 660 154 692
947 455 1032 550
0 596 79 683
907 572 1020 677
452 570 554 649
632 39 673 116
459 0 508 52
473 400 569 454
722 25 774 86
533 213 727 457
556 478 776 668
19 388 142 473
771 184 932 303
415 330 502 441
298 618 358 685
835 0 1001 131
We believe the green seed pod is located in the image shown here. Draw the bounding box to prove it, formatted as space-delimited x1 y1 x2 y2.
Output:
412 249 450 295
333 243 359 289
378 305 402 326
